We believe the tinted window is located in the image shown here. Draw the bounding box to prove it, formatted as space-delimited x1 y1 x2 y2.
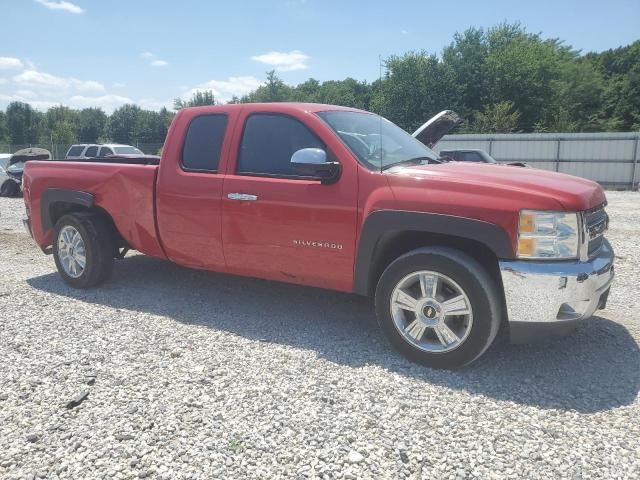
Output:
181 114 228 172
99 147 114 157
84 146 99 157
458 152 484 162
67 146 84 157
114 146 143 155
238 114 323 176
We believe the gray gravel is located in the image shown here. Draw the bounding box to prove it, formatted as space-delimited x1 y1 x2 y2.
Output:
1 192 639 479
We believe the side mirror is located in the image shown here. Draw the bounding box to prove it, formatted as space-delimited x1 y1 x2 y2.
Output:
290 148 341 184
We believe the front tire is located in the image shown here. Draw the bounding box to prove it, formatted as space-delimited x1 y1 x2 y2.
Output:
53 213 115 288
375 247 502 368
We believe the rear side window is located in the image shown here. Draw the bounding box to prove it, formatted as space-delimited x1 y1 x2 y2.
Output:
99 147 114 157
84 146 99 157
181 114 228 172
67 146 84 157
237 114 324 176
458 152 483 162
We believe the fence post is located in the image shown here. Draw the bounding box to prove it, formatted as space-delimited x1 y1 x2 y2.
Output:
555 139 561 172
488 139 493 156
631 135 639 191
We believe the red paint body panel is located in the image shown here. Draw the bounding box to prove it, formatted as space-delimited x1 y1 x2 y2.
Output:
23 161 164 258
22 103 607 293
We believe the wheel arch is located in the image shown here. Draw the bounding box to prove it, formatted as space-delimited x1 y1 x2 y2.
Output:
42 189 121 247
354 210 514 297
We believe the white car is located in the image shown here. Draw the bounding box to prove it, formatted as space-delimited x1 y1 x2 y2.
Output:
0 153 16 196
65 143 144 159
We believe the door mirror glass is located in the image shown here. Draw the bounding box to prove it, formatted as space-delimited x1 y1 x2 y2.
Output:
290 148 340 184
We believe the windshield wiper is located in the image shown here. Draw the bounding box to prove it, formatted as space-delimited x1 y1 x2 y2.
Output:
381 156 434 171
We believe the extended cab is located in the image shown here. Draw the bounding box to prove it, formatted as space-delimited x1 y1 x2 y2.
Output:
22 103 615 368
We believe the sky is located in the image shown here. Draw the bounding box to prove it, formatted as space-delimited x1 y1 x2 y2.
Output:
1 0 639 112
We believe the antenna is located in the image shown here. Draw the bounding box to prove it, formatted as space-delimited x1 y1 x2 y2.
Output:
378 54 384 173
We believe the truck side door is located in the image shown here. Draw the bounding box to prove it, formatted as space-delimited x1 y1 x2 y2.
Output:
155 110 235 270
221 110 358 291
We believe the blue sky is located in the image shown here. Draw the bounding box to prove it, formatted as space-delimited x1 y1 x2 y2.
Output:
1 0 639 112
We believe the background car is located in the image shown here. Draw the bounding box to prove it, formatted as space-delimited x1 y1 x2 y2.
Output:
1 148 51 196
440 149 528 167
65 144 144 159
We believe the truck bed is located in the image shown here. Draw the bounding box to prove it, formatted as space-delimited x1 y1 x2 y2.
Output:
23 160 165 259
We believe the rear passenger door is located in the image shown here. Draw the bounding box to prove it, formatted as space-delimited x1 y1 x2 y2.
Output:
155 111 234 270
221 110 358 291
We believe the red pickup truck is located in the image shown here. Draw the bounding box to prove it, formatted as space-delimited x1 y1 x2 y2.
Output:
22 103 615 368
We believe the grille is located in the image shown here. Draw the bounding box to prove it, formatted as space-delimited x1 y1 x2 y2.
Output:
584 205 608 256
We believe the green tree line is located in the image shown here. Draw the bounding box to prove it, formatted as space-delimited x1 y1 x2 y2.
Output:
1 23 638 149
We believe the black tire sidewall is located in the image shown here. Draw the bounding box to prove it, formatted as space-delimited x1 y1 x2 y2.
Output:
53 214 113 288
375 249 500 369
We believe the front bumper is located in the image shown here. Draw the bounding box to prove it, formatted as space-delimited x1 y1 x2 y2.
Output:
499 239 614 343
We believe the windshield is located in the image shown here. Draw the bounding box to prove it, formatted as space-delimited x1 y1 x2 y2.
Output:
317 111 439 170
7 161 25 172
113 146 143 155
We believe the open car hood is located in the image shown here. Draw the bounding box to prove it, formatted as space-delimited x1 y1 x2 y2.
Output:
412 110 462 148
9 147 51 166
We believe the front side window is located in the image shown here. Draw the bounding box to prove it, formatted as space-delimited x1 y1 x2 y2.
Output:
237 114 324 176
67 145 84 157
99 147 114 157
317 111 438 170
84 146 98 157
113 146 143 155
182 114 228 172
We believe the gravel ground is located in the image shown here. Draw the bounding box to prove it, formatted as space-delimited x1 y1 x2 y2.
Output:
0 192 638 479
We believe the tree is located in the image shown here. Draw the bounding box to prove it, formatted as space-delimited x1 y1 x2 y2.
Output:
242 70 292 102
107 104 144 144
77 108 107 142
5 102 44 145
174 90 216 110
468 101 521 133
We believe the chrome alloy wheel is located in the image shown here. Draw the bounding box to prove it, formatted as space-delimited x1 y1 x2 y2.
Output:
390 271 473 353
57 225 87 278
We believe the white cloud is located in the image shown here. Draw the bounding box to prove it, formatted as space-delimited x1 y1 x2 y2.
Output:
67 94 132 111
140 52 169 67
16 90 38 99
0 57 24 70
14 69 69 89
13 69 104 92
401 29 409 35
113 82 126 88
251 50 310 71
35 0 84 14
0 79 8 85
183 76 263 103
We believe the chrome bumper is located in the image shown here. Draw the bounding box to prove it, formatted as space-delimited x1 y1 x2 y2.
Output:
499 239 614 342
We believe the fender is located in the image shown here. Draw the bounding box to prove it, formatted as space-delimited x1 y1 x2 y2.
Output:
354 210 514 295
40 188 94 232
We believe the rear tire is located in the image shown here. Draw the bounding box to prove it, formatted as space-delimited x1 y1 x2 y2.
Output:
53 213 115 288
0 180 19 197
375 247 501 368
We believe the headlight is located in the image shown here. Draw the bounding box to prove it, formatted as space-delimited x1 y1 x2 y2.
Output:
517 210 580 259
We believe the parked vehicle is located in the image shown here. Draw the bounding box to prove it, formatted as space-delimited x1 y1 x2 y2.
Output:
412 110 527 166
1 148 51 197
0 154 15 196
439 148 528 167
65 144 143 159
22 103 614 368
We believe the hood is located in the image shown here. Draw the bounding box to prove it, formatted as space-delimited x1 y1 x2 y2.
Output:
412 110 462 148
386 162 606 212
9 147 51 166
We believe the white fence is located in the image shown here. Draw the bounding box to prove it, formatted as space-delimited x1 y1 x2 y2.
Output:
435 132 640 190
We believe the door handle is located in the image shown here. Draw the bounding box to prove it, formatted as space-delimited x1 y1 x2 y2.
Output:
227 193 258 201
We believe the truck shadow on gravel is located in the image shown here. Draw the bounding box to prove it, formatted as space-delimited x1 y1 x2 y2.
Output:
28 254 639 414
